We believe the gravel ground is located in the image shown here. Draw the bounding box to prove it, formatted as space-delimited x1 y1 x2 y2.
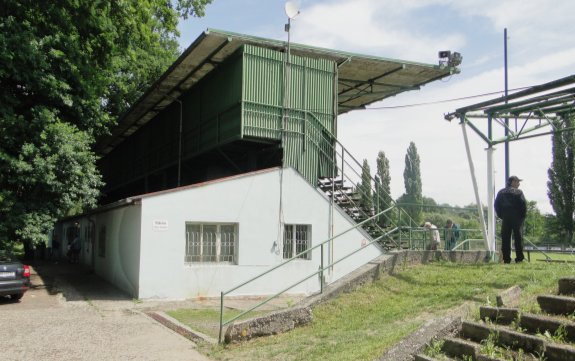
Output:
0 261 211 361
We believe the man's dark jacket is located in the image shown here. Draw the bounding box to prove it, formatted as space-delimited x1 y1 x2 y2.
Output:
494 186 527 222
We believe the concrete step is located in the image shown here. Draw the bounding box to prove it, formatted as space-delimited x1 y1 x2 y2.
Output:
544 343 575 361
520 313 575 343
538 294 575 316
442 335 535 361
559 277 575 296
413 354 447 361
461 321 545 354
441 336 479 359
461 320 575 361
479 306 519 325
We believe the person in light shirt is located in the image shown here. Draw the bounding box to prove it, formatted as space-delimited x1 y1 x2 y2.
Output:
424 222 440 250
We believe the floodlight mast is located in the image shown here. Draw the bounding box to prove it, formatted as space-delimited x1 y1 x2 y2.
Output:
282 1 300 137
284 1 300 62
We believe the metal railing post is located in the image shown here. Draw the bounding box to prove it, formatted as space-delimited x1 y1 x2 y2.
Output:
320 243 324 293
219 291 224 343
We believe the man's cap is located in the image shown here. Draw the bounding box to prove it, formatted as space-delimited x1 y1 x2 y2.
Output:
508 175 523 182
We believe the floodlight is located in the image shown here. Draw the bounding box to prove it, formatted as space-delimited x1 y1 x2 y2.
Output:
438 50 462 68
285 1 300 19
438 50 451 59
448 52 463 67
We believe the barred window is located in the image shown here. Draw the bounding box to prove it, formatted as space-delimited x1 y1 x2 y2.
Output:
283 224 311 260
185 223 237 263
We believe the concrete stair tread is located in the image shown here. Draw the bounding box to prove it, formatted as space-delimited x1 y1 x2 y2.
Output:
415 280 575 361
443 335 539 361
520 312 575 343
461 320 546 353
479 306 520 325
559 277 575 295
414 354 456 361
441 336 480 359
538 294 575 316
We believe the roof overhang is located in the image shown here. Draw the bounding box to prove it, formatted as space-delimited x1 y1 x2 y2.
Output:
445 74 575 145
95 29 458 155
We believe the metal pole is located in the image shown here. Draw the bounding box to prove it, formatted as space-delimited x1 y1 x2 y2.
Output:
504 28 510 181
219 291 224 343
487 113 496 259
320 244 324 293
461 118 490 252
486 145 496 259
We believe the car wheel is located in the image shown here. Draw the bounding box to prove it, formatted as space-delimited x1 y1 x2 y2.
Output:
10 293 23 301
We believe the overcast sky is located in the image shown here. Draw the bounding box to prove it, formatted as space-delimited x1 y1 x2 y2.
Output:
178 0 575 214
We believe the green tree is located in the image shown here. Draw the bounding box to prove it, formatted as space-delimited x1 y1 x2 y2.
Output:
547 114 575 244
0 0 212 251
402 142 423 224
374 151 392 226
358 159 373 215
524 201 545 242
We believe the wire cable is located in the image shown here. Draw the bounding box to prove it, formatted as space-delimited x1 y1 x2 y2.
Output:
364 86 531 110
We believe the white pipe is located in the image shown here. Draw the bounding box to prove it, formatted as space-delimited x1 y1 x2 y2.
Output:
486 146 497 259
461 121 490 252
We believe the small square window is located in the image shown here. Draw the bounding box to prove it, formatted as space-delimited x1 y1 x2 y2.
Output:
283 224 311 260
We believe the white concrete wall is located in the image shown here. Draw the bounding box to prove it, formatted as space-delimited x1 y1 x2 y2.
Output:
60 205 142 298
138 168 383 299
92 205 142 297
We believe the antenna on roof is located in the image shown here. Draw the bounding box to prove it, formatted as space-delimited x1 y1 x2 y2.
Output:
284 1 300 20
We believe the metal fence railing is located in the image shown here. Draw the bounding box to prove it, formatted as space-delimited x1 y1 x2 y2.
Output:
218 210 397 343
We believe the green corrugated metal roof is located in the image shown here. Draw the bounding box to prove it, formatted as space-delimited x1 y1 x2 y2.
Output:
96 29 458 155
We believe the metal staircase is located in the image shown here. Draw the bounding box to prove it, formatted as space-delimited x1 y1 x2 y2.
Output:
301 112 419 250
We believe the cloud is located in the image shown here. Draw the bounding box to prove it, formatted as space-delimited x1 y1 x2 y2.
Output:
294 0 466 62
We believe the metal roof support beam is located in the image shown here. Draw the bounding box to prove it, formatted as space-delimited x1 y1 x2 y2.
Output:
338 64 405 97
486 87 575 113
503 94 575 115
455 74 575 114
491 124 575 146
460 116 492 146
460 117 491 254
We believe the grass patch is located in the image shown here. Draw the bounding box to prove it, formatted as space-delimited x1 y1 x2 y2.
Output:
170 256 575 361
167 308 269 338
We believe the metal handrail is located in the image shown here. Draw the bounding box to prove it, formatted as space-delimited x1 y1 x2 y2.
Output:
451 238 484 251
523 237 552 261
216 105 434 342
218 206 395 342
243 101 418 231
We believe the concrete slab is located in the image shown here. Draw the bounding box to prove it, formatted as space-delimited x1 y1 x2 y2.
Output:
538 295 575 316
559 277 575 295
480 306 519 325
496 285 522 307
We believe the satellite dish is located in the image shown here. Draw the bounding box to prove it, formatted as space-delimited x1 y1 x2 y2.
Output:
285 1 300 19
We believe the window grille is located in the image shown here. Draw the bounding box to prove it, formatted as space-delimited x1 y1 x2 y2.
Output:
283 224 311 260
185 223 237 263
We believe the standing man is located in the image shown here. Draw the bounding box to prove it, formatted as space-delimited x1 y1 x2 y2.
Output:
444 219 460 250
494 176 527 263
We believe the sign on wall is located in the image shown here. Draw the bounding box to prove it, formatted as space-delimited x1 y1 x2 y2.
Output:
153 220 169 232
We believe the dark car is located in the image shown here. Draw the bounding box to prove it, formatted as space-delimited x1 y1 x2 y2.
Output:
0 251 31 301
